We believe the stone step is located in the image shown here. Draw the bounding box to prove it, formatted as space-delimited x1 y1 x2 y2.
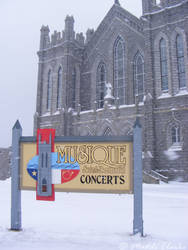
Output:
151 170 169 183
143 171 160 184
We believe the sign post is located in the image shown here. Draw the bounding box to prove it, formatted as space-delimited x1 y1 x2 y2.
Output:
11 120 22 231
133 117 144 236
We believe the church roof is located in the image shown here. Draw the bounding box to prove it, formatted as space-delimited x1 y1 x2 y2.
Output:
84 1 143 54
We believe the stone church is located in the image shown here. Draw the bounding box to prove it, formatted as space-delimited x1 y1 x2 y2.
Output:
33 0 188 181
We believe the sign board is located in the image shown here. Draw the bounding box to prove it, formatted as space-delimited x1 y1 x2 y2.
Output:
11 120 143 236
20 140 133 194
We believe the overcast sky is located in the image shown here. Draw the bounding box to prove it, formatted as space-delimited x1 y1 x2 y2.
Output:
0 0 142 147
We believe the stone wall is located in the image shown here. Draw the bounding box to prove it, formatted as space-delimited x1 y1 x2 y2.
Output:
34 0 188 181
0 148 11 180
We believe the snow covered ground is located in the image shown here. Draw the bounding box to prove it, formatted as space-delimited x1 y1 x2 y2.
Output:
0 179 188 250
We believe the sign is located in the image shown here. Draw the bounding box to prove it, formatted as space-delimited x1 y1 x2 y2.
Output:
20 140 133 194
11 120 143 236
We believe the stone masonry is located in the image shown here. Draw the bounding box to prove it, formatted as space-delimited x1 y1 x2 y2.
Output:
0 148 11 180
31 0 188 181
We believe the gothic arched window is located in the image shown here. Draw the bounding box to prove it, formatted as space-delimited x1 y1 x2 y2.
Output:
134 52 144 102
96 63 106 108
72 67 76 109
172 126 180 145
160 38 168 92
176 34 186 89
47 70 52 110
57 67 62 109
114 37 125 105
103 127 113 136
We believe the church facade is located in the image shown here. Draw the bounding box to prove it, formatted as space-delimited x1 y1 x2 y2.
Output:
34 0 188 181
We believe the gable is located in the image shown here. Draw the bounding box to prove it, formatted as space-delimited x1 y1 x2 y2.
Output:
84 4 143 56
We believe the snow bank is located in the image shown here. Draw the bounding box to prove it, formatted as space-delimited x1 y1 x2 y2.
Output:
0 179 188 250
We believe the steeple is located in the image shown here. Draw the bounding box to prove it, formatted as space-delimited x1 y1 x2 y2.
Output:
64 15 75 40
115 0 120 6
40 25 50 50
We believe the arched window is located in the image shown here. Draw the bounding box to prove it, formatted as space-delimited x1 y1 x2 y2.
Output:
47 70 52 110
176 34 186 89
114 37 125 105
96 63 106 108
42 178 47 193
134 52 144 102
57 67 62 109
160 38 168 92
103 127 113 136
172 126 180 145
72 67 76 109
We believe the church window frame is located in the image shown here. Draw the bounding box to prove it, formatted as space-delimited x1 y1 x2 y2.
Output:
96 63 106 109
56 67 62 110
160 38 169 92
172 126 180 145
176 34 186 89
133 52 144 103
166 120 183 151
72 67 76 109
46 70 52 111
113 37 126 105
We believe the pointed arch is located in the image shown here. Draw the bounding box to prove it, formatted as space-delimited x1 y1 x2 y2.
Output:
96 119 117 136
47 69 52 111
96 62 106 109
78 126 94 136
133 51 144 103
167 122 182 149
171 28 188 93
159 38 168 92
57 66 62 109
176 34 186 89
154 32 171 97
166 113 183 150
120 121 133 136
103 127 113 136
113 36 125 105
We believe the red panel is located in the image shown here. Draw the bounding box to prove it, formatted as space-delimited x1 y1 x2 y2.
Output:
36 184 55 201
36 128 56 201
61 170 80 184
37 129 56 154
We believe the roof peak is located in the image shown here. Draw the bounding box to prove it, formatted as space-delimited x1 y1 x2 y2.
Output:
114 0 121 6
13 120 22 130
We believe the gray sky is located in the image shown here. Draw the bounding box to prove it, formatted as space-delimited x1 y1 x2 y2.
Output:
0 0 142 147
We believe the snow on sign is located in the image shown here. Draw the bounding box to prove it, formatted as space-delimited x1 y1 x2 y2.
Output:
20 129 133 196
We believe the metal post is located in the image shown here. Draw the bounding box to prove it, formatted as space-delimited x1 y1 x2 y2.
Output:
11 120 22 231
133 117 143 236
